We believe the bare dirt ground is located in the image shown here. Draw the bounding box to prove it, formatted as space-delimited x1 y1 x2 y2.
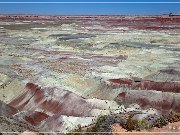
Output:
111 122 180 134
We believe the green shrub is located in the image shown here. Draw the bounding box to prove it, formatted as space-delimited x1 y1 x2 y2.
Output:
138 119 151 130
168 111 180 123
152 111 180 129
75 124 82 132
90 115 107 132
123 117 150 131
152 116 168 128
150 40 157 43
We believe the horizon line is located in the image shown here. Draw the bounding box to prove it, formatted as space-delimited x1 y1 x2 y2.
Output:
0 2 180 4
1 13 180 16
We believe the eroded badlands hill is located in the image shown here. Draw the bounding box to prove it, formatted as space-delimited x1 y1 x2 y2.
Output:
0 15 180 133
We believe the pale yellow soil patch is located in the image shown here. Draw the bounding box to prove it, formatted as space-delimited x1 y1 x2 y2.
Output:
62 74 100 97
0 73 10 85
0 79 25 103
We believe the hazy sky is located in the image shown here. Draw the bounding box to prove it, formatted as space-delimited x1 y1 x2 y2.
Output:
0 0 180 15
